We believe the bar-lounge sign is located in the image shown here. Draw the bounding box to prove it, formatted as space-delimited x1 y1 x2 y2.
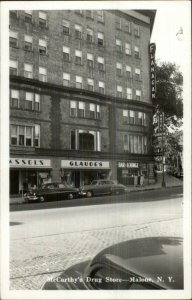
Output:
9 158 51 168
149 43 156 100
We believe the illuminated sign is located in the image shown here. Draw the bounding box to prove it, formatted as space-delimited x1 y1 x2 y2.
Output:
9 158 51 168
149 43 156 100
118 162 139 168
61 160 110 169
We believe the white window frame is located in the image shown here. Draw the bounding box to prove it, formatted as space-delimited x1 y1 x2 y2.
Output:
136 90 141 100
126 65 132 78
62 19 70 35
76 76 83 89
98 32 104 46
70 101 77 117
86 28 93 42
125 43 131 55
99 81 105 94
116 39 122 51
87 78 94 91
39 66 47 82
123 110 128 117
63 46 70 61
127 88 132 100
75 49 82 64
117 85 123 97
24 63 33 79
97 11 104 22
63 72 70 87
39 11 47 27
116 62 122 76
9 30 18 47
135 68 141 80
134 46 140 58
75 24 82 39
24 34 33 51
98 56 104 71
39 39 47 55
87 53 94 68
10 60 18 75
34 94 40 111
11 89 19 108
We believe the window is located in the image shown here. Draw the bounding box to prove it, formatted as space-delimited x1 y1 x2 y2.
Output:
76 76 83 89
116 17 121 30
10 60 18 76
63 20 70 35
86 28 93 42
125 43 131 55
10 10 18 18
123 110 128 117
124 134 147 154
96 105 101 119
18 126 25 145
24 10 32 23
39 67 47 82
135 68 141 80
39 39 47 55
26 126 32 146
125 21 131 33
78 102 85 118
10 125 17 145
63 46 70 61
11 90 19 108
70 101 77 117
24 92 33 110
10 124 40 147
126 88 132 100
89 103 96 118
116 39 122 52
86 10 93 18
35 125 40 147
87 53 94 68
24 63 33 79
75 24 82 39
98 32 104 46
134 46 140 58
87 78 94 91
63 73 70 87
116 62 122 76
97 10 104 22
117 85 123 98
134 25 140 37
39 11 47 27
98 56 104 71
24 35 33 51
9 30 18 48
136 90 141 101
126 65 132 78
71 129 101 151
99 81 105 94
75 49 82 64
34 94 40 111
129 110 135 124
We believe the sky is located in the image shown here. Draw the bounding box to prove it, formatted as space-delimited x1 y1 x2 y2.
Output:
150 2 191 74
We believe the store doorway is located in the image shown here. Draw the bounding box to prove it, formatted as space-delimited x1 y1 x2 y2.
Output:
10 170 19 195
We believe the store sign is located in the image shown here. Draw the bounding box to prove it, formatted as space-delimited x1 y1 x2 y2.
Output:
149 43 156 100
118 162 139 168
9 158 51 168
61 160 110 169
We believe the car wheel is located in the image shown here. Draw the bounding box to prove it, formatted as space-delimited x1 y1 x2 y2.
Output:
86 191 93 198
68 193 74 200
40 196 45 202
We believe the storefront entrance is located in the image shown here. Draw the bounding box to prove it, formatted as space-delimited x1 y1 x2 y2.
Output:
10 170 19 194
61 160 111 188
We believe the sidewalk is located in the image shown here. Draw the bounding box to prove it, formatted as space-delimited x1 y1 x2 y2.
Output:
10 173 183 205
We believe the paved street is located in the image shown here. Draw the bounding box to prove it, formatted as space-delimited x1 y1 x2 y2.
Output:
10 188 183 290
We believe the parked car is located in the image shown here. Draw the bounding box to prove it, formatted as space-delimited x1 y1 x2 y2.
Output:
42 236 183 290
79 179 127 198
24 182 79 202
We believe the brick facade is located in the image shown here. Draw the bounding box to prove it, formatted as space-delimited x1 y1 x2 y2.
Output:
9 9 156 194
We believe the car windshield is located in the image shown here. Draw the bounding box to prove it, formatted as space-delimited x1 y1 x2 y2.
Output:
91 180 98 185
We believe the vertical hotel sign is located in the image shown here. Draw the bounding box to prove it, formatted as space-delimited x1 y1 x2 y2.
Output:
149 43 156 100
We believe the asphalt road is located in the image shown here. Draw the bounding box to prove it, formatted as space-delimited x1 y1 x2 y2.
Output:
10 186 183 212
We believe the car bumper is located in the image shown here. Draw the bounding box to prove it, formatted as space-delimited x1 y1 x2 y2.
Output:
24 195 39 201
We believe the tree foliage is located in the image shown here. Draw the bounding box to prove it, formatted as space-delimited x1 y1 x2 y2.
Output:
153 62 183 170
154 61 183 129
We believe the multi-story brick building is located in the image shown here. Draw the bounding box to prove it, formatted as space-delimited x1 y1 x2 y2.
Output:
9 9 156 194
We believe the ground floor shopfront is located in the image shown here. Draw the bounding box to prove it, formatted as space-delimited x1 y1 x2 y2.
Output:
9 156 155 195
